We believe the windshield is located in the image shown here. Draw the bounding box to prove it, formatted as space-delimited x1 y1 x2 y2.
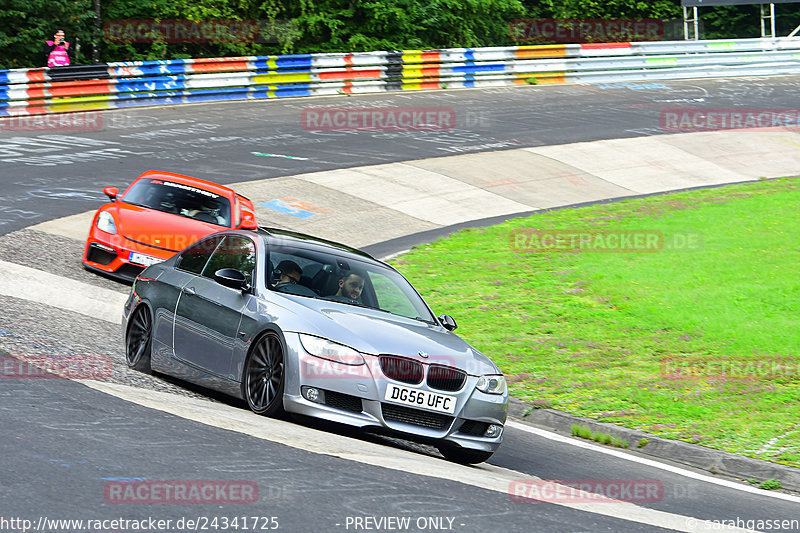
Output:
122 178 232 227
267 245 436 323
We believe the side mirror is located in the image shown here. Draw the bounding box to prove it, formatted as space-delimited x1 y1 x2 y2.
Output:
214 268 250 292
239 211 258 230
103 186 118 201
438 314 457 331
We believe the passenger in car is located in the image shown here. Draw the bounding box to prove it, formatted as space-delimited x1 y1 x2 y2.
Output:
336 272 365 301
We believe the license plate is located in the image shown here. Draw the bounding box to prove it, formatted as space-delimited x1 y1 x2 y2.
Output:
384 384 457 414
129 252 162 267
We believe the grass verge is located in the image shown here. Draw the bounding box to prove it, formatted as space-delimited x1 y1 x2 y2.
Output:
571 424 629 448
391 177 800 467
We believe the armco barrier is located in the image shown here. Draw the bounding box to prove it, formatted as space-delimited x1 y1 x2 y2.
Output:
2 37 800 117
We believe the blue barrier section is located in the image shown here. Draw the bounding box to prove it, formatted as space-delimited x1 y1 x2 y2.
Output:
251 87 313 98
114 80 188 92
452 63 507 74
110 64 192 76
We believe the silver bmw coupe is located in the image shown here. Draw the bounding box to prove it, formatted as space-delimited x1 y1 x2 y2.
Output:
123 227 508 464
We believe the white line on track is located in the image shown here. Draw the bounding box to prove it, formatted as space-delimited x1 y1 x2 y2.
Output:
81 380 758 533
508 421 800 504
0 260 127 324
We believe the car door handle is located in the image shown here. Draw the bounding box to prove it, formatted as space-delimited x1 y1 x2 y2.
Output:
185 286 196 295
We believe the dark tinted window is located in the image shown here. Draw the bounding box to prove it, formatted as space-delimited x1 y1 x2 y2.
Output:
122 178 232 227
203 236 256 285
176 235 224 274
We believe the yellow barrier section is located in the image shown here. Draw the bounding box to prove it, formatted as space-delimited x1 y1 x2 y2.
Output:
513 72 567 84
45 98 115 113
253 71 313 84
515 45 569 59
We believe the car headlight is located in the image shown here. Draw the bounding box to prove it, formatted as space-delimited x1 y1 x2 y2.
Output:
299 334 365 366
476 375 507 395
96 211 117 234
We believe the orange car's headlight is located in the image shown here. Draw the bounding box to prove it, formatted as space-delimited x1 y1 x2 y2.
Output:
96 211 117 234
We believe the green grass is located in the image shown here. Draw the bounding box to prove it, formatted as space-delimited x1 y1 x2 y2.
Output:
571 424 629 448
392 177 800 467
759 479 783 490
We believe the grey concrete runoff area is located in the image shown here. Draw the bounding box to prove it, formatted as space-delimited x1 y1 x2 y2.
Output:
1 78 800 531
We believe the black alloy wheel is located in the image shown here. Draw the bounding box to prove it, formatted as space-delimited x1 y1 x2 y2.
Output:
126 306 152 373
243 332 285 416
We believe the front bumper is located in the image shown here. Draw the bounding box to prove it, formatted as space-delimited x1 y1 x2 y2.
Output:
282 333 508 452
82 229 170 282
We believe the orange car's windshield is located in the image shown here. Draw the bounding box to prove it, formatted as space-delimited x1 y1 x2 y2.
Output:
122 179 232 227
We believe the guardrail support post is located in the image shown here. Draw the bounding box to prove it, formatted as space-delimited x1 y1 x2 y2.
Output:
684 6 700 40
761 3 777 38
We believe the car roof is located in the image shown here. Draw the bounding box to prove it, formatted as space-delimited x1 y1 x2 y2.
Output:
136 170 237 198
256 227 377 262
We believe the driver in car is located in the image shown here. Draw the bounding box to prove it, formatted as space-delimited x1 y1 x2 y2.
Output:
273 260 302 287
185 198 224 224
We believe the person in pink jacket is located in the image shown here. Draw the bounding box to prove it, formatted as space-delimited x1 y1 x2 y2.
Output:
44 29 72 67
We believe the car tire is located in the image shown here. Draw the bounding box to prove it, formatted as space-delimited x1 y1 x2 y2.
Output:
437 445 494 465
125 305 152 373
242 331 285 417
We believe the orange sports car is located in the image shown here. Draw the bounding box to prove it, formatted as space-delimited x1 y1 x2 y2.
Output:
83 170 258 282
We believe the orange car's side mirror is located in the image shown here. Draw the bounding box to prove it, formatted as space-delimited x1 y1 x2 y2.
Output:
103 186 119 201
239 210 258 230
